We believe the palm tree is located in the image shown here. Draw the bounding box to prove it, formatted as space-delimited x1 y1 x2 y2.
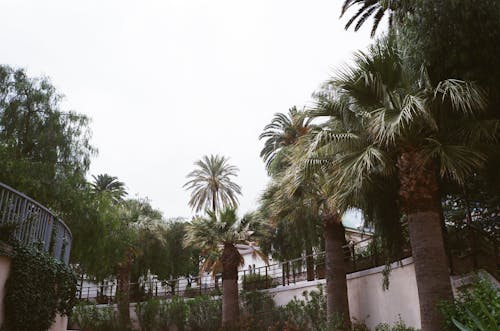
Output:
91 174 127 203
184 155 241 213
185 208 264 328
327 36 496 330
259 106 313 174
340 0 412 37
257 181 322 281
271 139 352 328
259 107 319 281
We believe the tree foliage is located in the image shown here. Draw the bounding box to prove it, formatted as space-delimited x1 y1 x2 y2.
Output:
0 65 95 212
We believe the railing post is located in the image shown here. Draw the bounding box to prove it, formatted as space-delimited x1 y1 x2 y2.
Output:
287 262 290 285
265 266 269 288
281 264 285 286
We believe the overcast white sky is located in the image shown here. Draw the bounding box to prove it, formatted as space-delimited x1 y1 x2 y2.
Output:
0 0 377 222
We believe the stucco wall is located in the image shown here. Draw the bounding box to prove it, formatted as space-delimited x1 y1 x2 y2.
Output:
347 257 420 329
267 257 421 330
0 255 11 327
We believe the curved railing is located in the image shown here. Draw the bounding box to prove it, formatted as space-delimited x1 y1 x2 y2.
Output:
0 182 72 264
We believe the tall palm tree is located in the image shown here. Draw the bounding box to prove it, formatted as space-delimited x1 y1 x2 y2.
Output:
273 139 352 328
326 36 497 330
340 0 412 37
91 174 127 203
185 208 264 328
259 106 313 174
184 155 241 213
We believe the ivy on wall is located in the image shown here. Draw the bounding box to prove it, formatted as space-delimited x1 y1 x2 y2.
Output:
1 242 77 331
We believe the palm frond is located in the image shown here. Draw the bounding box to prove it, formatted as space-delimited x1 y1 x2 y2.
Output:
422 140 488 185
434 79 487 117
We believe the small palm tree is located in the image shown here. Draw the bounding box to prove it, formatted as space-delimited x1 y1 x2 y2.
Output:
91 174 127 203
184 155 241 213
259 106 313 173
185 208 264 328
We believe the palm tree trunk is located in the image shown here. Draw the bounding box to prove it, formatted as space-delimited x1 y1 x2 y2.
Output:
398 149 453 331
324 213 350 329
116 263 131 326
116 249 134 327
221 243 240 328
212 188 217 213
305 241 315 281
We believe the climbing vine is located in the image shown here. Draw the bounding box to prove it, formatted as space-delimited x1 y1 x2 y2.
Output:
1 242 77 331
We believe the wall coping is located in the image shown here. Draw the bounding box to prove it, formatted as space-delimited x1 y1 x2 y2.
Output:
347 256 414 280
0 242 13 257
264 257 415 295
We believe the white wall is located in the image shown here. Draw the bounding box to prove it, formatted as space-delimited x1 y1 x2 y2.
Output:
266 257 421 330
0 255 10 327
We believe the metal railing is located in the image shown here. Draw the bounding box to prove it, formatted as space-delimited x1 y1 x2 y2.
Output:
77 235 414 304
0 182 72 264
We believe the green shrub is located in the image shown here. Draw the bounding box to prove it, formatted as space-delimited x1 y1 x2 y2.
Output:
439 277 500 331
242 273 275 290
159 296 188 331
374 316 419 331
72 303 131 331
186 295 221 331
136 299 161 331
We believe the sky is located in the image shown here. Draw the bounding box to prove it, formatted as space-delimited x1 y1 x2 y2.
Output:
0 0 376 223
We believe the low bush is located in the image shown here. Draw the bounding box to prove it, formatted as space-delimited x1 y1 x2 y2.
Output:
439 277 499 331
374 316 419 331
136 295 221 331
242 273 276 290
186 295 221 331
72 303 132 331
136 299 161 331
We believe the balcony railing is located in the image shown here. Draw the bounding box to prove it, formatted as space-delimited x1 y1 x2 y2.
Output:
0 182 72 264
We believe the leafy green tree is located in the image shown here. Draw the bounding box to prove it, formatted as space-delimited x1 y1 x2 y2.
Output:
0 65 95 212
91 174 127 203
185 208 264 328
400 0 500 234
400 0 500 107
184 154 241 213
132 217 199 295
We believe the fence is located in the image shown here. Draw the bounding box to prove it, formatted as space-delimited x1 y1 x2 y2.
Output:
0 182 72 264
76 235 413 304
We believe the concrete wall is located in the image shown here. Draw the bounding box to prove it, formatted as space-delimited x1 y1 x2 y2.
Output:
0 254 68 331
267 257 421 330
0 255 11 327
